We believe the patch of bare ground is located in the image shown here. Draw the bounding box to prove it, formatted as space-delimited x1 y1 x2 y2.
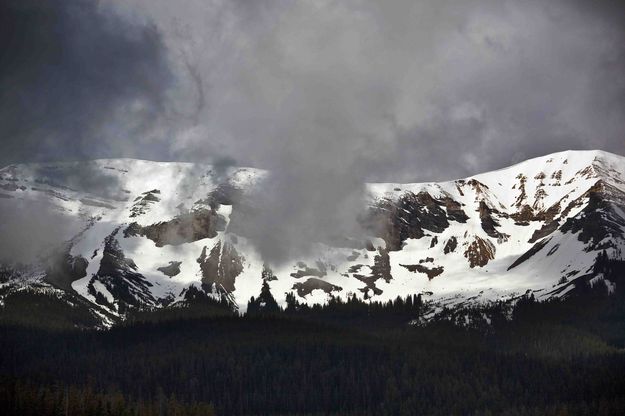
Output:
464 237 495 268
400 264 444 280
292 278 342 297
124 208 226 246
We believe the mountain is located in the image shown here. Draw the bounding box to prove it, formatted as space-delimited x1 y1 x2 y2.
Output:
1 150 624 326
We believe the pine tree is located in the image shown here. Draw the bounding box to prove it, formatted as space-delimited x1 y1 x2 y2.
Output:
247 281 280 314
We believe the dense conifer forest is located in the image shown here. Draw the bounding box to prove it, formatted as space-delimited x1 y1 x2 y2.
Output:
1 257 625 415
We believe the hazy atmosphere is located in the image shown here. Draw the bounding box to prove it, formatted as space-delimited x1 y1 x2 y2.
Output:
2 0 625 262
2 0 624 179
2 2 625 415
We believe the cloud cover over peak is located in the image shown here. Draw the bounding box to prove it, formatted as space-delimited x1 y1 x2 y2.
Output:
1 0 625 261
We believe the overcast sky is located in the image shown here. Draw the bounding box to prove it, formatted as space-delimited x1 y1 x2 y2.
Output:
2 0 624 181
2 0 625 262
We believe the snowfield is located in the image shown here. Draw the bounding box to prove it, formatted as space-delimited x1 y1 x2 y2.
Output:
1 150 624 317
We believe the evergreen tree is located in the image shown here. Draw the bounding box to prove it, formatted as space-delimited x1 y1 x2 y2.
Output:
247 281 280 314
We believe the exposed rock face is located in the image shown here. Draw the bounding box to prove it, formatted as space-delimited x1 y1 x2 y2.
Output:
510 204 534 225
352 248 392 298
2 150 625 324
443 237 458 254
430 236 438 248
466 179 491 200
529 220 560 243
560 181 625 251
370 248 392 283
514 174 528 207
157 261 182 277
44 250 88 292
290 262 327 279
292 278 342 297
366 191 468 251
478 201 509 241
262 263 277 281
206 183 241 206
442 197 470 223
197 241 243 294
91 229 154 309
464 237 495 268
130 189 161 217
0 183 26 192
400 264 444 280
538 202 561 222
125 208 227 246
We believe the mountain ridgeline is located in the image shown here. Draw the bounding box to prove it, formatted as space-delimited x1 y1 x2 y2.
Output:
2 150 625 415
1 150 624 326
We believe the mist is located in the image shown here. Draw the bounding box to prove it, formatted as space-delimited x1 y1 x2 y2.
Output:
2 0 625 262
0 0 171 263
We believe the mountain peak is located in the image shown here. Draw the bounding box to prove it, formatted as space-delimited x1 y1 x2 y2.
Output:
1 150 624 325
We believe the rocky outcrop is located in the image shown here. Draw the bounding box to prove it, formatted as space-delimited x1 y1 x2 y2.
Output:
125 208 227 246
366 191 467 251
510 204 534 224
290 262 327 279
442 197 469 223
292 278 342 297
464 237 495 268
44 250 88 292
513 174 528 207
130 189 161 217
560 181 625 250
157 261 182 277
478 201 508 241
529 220 560 243
443 237 458 254
197 241 243 294
91 229 154 309
370 248 392 283
262 263 277 281
352 248 392 298
400 264 444 280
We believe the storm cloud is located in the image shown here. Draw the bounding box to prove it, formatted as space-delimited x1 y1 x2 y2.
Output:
118 0 625 260
0 0 172 166
2 0 625 262
110 0 625 180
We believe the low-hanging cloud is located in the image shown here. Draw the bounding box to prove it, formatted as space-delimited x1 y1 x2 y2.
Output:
0 0 171 264
115 0 625 261
2 0 625 263
115 0 625 180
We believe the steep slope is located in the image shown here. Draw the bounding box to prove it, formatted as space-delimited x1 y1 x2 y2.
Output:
1 150 623 325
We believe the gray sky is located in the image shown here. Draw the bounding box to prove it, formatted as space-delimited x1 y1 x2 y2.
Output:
2 0 625 262
2 0 624 180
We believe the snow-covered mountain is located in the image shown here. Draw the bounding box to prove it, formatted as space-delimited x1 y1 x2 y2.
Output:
1 150 624 325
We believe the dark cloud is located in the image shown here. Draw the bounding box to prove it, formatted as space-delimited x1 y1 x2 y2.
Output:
0 198 83 264
122 0 625 261
0 0 173 265
4 0 624 177
0 0 171 166
2 0 625 263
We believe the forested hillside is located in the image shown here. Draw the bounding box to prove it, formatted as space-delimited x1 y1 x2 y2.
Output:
2 260 625 416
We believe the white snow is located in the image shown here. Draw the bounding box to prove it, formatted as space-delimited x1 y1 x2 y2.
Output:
2 150 624 315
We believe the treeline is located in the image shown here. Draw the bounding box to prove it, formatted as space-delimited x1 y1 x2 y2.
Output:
1 297 625 415
1 257 624 415
247 281 424 328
